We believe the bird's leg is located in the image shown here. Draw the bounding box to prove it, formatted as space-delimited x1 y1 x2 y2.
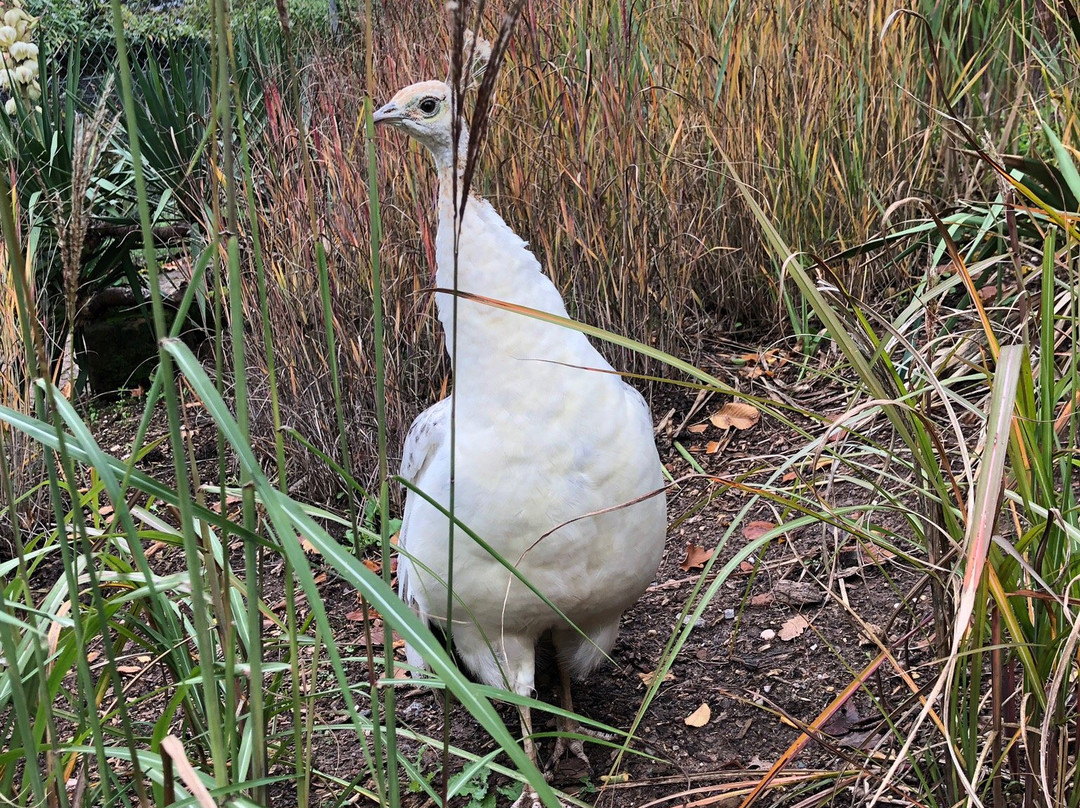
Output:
510 705 552 808
520 704 538 770
545 662 592 774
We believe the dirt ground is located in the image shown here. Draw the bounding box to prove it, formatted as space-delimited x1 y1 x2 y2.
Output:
80 344 933 808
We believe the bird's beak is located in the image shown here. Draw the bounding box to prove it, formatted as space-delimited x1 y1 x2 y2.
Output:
372 101 402 125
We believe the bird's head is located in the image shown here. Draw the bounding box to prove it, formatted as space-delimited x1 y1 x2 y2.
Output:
374 80 465 168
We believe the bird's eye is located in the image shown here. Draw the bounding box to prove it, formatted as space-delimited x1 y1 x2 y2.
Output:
418 97 439 116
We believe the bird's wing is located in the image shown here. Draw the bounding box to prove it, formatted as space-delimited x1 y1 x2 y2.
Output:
400 396 451 484
396 397 451 670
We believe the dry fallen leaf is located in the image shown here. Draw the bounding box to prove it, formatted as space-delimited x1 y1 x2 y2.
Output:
857 623 885 646
709 402 760 431
705 440 721 454
209 494 243 514
361 625 386 647
742 520 775 541
778 614 810 641
684 703 711 727
861 543 896 564
637 669 675 687
680 542 714 571
822 701 861 736
686 423 708 434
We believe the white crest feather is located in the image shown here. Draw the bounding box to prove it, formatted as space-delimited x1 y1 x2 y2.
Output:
447 28 492 90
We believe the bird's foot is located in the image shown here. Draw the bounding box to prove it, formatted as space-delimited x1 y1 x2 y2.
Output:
545 734 592 776
509 789 569 808
544 718 596 778
509 789 541 808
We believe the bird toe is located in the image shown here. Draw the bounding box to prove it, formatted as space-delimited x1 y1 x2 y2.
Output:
544 734 592 779
509 789 571 808
508 789 543 808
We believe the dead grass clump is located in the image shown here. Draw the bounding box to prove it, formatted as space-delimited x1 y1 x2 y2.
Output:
239 0 946 494
0 251 45 553
241 68 440 499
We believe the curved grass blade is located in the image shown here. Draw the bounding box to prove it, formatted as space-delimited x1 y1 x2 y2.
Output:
162 338 560 806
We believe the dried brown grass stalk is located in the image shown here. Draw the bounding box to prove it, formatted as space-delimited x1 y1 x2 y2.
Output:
57 76 120 333
239 0 944 497
0 243 43 552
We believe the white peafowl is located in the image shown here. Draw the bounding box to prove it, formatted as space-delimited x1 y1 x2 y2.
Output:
374 68 667 802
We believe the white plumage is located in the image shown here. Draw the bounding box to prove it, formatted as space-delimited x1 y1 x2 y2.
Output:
374 79 667 778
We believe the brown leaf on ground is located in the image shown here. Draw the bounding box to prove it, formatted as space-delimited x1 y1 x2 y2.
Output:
361 625 386 647
861 542 896 564
857 623 885 646
686 423 708 434
737 349 788 381
638 669 675 687
977 283 999 301
680 542 714 571
783 457 834 480
705 440 721 454
209 495 242 514
778 614 810 640
750 593 773 607
684 703 711 727
709 402 760 431
821 701 860 736
742 520 775 541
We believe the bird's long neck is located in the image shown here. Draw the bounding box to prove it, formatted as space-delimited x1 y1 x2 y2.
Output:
431 120 470 197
